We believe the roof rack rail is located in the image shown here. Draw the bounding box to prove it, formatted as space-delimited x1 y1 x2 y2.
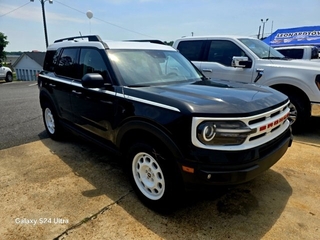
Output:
125 39 165 45
54 35 103 43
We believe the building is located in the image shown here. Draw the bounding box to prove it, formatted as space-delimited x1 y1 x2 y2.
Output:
12 52 45 81
6 55 20 66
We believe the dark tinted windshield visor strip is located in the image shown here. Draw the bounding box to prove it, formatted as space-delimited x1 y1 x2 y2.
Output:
38 74 180 113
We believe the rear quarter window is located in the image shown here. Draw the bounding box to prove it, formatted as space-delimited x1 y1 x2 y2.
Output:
43 50 60 71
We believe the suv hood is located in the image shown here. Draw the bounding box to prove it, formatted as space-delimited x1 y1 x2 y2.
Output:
262 58 320 70
129 79 288 116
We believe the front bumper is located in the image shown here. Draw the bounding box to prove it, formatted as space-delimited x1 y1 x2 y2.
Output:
179 127 292 190
311 102 320 117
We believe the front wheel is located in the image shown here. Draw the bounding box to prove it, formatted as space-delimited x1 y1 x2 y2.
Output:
5 72 13 82
125 141 181 212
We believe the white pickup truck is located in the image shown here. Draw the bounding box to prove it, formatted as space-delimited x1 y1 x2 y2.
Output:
173 36 320 131
274 45 320 61
0 64 13 82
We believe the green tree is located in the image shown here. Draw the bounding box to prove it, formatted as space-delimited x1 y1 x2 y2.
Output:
164 41 174 46
0 32 9 63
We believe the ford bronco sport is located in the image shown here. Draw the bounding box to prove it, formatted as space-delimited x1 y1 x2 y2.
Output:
38 35 292 211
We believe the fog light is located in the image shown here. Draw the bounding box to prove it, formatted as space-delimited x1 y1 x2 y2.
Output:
207 174 212 180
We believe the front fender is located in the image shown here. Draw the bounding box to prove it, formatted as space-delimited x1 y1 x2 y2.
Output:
116 119 184 160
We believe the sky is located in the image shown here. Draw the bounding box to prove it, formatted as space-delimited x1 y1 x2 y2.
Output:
0 0 320 52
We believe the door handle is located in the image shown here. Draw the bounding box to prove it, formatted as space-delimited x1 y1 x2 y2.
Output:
202 69 213 73
72 90 82 95
49 83 56 87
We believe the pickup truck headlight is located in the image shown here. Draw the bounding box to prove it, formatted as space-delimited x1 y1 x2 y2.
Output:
197 121 255 146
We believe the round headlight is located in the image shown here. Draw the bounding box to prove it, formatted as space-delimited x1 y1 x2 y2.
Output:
203 124 216 141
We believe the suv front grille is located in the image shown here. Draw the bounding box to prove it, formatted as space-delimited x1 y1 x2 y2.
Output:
191 100 290 151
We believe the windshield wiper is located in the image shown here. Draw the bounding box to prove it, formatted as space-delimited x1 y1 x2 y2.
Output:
127 84 151 87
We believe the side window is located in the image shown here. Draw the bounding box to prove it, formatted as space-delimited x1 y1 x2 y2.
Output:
277 49 303 59
55 48 79 78
207 40 247 66
79 48 109 80
176 40 205 61
43 49 60 71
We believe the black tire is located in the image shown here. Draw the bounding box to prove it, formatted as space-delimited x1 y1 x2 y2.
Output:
42 102 63 140
287 92 310 132
125 141 182 213
5 72 13 82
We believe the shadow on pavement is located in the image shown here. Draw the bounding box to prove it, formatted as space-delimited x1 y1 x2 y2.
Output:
294 116 320 146
39 134 292 239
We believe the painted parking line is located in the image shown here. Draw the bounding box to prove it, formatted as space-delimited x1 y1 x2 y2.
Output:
29 83 38 87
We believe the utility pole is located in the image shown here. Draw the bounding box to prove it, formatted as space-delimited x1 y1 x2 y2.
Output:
30 0 53 48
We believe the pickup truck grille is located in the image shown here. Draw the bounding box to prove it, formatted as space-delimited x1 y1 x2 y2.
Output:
191 100 291 151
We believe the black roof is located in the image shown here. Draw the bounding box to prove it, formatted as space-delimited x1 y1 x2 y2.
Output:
25 52 46 66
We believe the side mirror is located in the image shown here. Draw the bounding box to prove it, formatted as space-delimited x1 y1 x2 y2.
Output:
232 56 252 68
81 73 105 88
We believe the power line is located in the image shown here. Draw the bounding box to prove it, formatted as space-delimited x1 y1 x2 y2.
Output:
0 2 32 18
54 0 153 38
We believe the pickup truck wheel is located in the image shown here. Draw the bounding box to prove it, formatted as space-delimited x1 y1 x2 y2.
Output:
42 102 63 140
287 93 309 132
125 141 180 212
5 72 13 82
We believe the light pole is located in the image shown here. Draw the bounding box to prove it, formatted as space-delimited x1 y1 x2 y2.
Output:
261 18 269 40
30 0 53 48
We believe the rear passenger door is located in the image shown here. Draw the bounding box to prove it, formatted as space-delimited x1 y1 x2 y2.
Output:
69 47 116 140
44 48 78 123
175 40 206 70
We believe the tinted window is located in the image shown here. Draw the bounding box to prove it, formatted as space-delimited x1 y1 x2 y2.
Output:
79 48 109 80
311 47 319 59
207 40 247 66
277 49 303 59
176 40 205 61
43 50 60 71
55 48 79 78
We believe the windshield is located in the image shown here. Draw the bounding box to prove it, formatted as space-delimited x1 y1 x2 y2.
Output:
107 49 203 86
239 38 285 59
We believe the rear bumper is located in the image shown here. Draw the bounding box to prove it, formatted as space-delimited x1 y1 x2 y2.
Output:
311 102 320 117
179 127 292 190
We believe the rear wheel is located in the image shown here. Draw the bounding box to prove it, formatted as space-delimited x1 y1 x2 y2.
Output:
5 72 13 82
125 141 181 212
42 102 63 140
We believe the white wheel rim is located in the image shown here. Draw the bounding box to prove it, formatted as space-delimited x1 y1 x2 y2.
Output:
44 108 55 134
132 152 165 200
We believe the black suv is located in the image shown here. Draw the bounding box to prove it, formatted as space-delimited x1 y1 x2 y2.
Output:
38 35 292 211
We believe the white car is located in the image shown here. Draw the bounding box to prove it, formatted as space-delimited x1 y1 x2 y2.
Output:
0 64 13 82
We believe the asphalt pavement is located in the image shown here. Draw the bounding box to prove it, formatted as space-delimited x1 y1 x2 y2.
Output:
0 81 48 150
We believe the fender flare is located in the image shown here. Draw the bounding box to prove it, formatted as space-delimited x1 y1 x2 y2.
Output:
116 120 184 160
